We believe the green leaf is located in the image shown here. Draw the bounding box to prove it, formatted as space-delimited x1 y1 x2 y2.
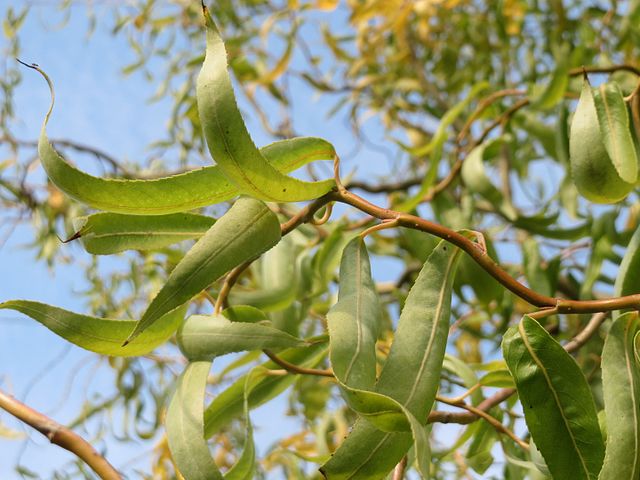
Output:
396 81 490 212
33 65 334 214
530 44 570 111
128 197 281 343
228 236 297 312
614 224 640 300
204 343 327 437
177 314 308 361
197 6 333 202
71 212 215 255
166 361 263 480
166 360 222 480
570 77 635 204
593 82 638 183
321 239 463 479
599 312 640 480
0 300 185 356
502 315 605 480
460 136 518 220
327 237 380 390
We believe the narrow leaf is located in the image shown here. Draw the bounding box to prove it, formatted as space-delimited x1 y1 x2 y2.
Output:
502 315 605 480
531 44 570 110
197 6 333 201
71 212 215 254
166 360 222 480
460 136 517 220
0 300 184 356
28 64 335 214
177 314 308 361
599 312 640 480
321 239 463 479
128 197 281 343
593 82 638 183
327 237 380 390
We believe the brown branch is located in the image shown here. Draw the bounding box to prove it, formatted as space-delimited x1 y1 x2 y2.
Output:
263 349 334 377
435 395 528 450
392 456 408 480
569 64 640 77
332 188 640 314
0 389 122 480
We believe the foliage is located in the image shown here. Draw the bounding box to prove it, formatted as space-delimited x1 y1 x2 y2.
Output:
3 1 640 479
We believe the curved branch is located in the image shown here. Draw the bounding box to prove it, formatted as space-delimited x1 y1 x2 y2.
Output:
0 389 122 480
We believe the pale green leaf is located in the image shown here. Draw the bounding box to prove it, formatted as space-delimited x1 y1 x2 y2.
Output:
177 314 308 361
128 197 281 343
593 82 638 183
570 77 634 203
321 239 463 479
460 136 518 220
197 6 333 201
166 360 222 480
71 212 215 255
614 224 640 301
599 312 640 480
502 315 605 480
0 300 185 356
531 44 570 110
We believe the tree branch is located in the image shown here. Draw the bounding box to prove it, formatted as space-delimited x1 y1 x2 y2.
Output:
0 389 122 480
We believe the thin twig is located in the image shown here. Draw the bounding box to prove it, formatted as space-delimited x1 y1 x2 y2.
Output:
436 395 529 450
392 456 408 480
263 350 334 377
0 389 122 480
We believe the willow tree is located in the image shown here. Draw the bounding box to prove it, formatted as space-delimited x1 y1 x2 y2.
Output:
2 1 640 479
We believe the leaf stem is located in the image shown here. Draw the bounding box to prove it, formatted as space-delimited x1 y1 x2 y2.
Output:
263 349 334 377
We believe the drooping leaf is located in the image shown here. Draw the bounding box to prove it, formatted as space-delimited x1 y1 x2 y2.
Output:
0 300 185 356
502 315 605 480
71 212 215 254
32 60 334 213
128 197 281 343
530 44 570 110
197 6 333 202
177 314 308 361
204 343 327 437
599 312 640 480
321 239 463 479
166 361 263 480
593 82 638 183
166 360 222 480
570 77 635 204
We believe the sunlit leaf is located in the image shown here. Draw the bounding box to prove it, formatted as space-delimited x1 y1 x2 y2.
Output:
71 212 215 254
197 6 334 202
128 197 281 343
177 314 308 361
0 300 185 356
